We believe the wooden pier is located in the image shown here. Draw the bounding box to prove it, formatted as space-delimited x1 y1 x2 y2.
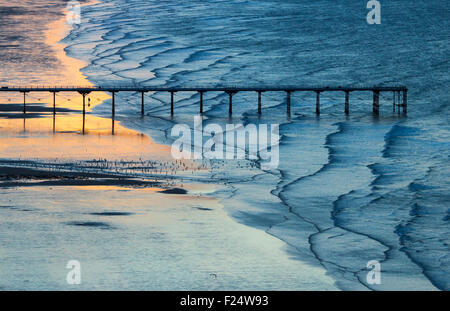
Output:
0 85 408 116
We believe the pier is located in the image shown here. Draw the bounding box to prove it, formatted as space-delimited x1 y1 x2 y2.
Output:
0 85 408 116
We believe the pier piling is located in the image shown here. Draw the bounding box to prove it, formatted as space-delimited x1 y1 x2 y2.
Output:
77 91 91 116
286 91 291 115
226 91 236 115
52 92 56 115
393 91 396 112
21 92 28 114
257 91 262 114
229 92 232 115
170 91 175 116
402 90 407 114
111 91 116 117
373 90 380 116
316 91 320 115
141 91 145 116
82 93 86 115
345 91 350 115
199 91 204 114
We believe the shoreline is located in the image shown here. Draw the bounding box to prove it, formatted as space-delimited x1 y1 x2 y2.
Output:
0 0 218 195
0 7 334 288
43 0 110 112
0 0 193 173
47 0 341 290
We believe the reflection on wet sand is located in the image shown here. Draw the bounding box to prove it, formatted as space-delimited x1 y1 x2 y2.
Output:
0 0 177 164
0 104 173 161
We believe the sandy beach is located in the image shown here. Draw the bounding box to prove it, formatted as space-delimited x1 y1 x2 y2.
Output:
1 0 448 291
0 0 339 290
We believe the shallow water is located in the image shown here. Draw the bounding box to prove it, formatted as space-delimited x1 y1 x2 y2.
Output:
0 0 449 290
0 184 339 290
63 0 450 290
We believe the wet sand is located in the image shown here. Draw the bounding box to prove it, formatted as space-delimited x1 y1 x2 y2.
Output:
0 0 195 174
0 0 339 290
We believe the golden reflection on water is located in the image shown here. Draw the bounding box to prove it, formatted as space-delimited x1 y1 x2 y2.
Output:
0 1 110 111
0 112 173 161
0 1 219 236
0 1 175 163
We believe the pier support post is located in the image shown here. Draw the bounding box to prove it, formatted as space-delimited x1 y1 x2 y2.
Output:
315 91 320 115
170 91 175 116
111 91 116 117
226 91 235 115
286 91 291 115
77 91 90 127
82 93 86 115
345 91 349 115
141 91 145 116
402 89 407 114
52 92 56 115
229 92 232 115
373 90 380 116
22 92 27 114
81 93 90 135
199 91 204 114
257 91 262 114
393 91 396 112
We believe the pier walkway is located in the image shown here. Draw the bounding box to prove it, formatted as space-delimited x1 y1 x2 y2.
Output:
0 85 408 116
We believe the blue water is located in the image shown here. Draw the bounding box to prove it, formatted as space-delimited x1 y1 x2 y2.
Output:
63 0 449 290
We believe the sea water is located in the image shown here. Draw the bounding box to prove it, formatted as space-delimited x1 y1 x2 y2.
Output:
0 0 448 290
